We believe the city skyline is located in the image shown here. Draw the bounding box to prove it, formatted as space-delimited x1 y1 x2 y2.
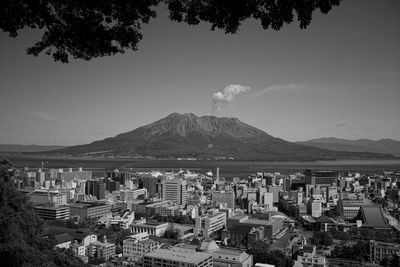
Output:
0 0 399 146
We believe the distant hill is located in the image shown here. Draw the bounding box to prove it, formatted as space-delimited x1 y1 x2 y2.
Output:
45 113 392 161
297 137 400 156
0 144 66 153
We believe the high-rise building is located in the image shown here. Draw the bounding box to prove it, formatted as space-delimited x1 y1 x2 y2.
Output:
212 190 235 210
311 201 322 217
266 185 283 203
85 180 106 200
161 179 187 205
261 192 274 208
105 178 120 192
106 169 135 185
56 168 92 182
304 170 340 197
141 176 160 197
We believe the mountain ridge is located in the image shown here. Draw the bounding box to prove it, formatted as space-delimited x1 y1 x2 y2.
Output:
0 144 66 153
44 113 393 160
297 137 400 156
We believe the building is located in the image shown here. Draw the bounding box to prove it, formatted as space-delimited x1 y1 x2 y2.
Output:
131 200 174 215
176 239 253 267
266 185 283 203
260 192 274 209
369 240 400 265
212 191 235 210
305 170 339 196
200 239 253 267
161 178 187 205
305 170 339 186
141 176 160 197
357 206 391 230
69 202 111 219
120 188 147 202
226 224 264 248
311 201 322 218
42 225 98 247
28 190 68 206
34 205 70 221
106 169 135 185
86 180 106 200
71 242 86 257
105 178 120 192
337 194 371 219
111 211 135 229
130 221 169 237
57 168 92 181
294 245 327 267
98 211 136 229
194 209 227 238
143 248 213 267
89 241 116 260
123 238 160 259
54 233 74 249
227 215 283 239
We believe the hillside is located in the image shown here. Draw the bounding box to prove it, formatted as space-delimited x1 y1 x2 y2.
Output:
47 113 392 160
0 144 67 153
298 137 400 156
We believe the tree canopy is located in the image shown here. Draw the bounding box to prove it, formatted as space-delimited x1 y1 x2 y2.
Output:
1 0 342 63
247 240 292 267
0 158 85 267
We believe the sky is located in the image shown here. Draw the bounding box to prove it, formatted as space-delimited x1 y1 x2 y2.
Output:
0 0 399 146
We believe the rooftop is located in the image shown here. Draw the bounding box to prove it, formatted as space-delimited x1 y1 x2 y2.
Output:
69 202 109 208
54 233 74 244
145 248 211 264
42 225 93 241
360 205 390 228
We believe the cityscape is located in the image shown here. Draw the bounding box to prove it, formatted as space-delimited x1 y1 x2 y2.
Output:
1 1 400 267
2 159 400 267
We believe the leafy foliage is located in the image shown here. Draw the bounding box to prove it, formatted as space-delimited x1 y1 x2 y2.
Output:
1 0 342 62
331 241 369 262
163 228 180 239
246 240 292 267
0 158 85 267
311 231 333 247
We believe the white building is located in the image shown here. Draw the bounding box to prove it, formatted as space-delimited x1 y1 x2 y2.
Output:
311 201 322 218
123 238 160 259
130 221 169 237
294 245 327 267
194 209 226 237
89 241 116 260
161 178 187 205
120 189 148 202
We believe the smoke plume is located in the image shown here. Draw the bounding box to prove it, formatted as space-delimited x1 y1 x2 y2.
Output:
211 84 250 114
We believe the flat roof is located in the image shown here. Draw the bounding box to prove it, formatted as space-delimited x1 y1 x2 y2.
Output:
34 205 70 210
244 218 282 226
69 202 109 208
145 248 211 264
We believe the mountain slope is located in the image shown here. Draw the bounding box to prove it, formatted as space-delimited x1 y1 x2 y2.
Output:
48 113 393 160
298 137 400 156
0 144 66 152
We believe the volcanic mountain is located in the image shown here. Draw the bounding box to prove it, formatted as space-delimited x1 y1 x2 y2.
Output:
49 113 392 160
